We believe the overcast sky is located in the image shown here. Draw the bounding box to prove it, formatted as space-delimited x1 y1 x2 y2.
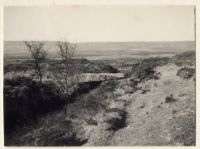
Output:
4 5 195 42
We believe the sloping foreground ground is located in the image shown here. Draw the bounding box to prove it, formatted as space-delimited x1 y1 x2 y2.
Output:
4 74 124 146
108 64 195 146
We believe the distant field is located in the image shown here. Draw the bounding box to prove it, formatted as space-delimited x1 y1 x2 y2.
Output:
4 41 195 60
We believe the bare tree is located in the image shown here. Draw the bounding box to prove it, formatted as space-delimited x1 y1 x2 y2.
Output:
23 41 47 82
52 40 78 96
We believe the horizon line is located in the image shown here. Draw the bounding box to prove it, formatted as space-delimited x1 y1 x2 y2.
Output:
3 40 195 43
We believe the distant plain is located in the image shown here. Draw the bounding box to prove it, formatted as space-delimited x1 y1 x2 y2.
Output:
4 41 195 60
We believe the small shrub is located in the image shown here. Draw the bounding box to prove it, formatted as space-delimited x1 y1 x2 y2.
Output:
4 77 64 133
172 110 177 114
141 89 149 94
165 94 176 103
19 128 88 146
105 108 127 131
85 118 98 126
177 67 195 79
130 57 169 81
139 103 145 108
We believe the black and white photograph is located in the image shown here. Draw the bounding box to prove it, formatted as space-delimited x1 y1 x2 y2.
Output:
3 4 196 146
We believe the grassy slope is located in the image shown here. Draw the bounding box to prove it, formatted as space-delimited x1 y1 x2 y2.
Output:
5 80 122 146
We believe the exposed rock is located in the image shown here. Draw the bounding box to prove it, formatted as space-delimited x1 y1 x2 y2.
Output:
75 73 124 83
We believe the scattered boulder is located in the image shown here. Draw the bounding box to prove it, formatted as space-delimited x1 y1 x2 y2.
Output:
176 67 195 79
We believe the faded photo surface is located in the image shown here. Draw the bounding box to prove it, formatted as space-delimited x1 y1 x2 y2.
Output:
3 6 196 146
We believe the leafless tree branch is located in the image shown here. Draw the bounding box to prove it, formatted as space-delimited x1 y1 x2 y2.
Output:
23 41 47 82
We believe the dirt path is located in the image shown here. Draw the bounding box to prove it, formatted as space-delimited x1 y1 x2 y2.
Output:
108 64 195 146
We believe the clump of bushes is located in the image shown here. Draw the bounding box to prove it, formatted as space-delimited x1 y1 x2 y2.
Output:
64 80 119 124
5 58 119 80
4 60 35 73
105 108 127 131
129 57 169 81
173 51 195 67
177 67 195 79
4 77 65 133
127 51 195 81
73 63 118 74
4 76 104 135
85 118 98 126
13 120 88 146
